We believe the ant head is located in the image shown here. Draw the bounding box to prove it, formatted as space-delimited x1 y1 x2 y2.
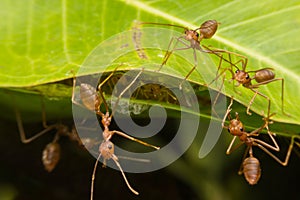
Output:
234 70 251 84
99 140 114 160
228 118 244 136
185 29 199 42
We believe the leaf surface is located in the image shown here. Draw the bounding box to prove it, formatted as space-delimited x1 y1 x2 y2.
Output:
0 0 299 127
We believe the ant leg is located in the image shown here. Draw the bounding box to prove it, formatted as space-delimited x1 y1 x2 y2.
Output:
15 102 56 144
41 97 49 128
203 48 235 87
159 36 200 86
202 45 248 72
111 154 139 195
90 153 102 200
158 36 186 72
247 89 258 115
251 108 278 144
166 89 177 102
97 65 121 91
247 115 271 137
179 48 198 90
254 135 299 166
253 136 280 153
71 70 85 108
247 88 270 117
96 65 123 114
111 130 160 150
110 68 144 117
207 67 231 87
250 78 287 116
16 109 55 143
226 136 244 155
221 96 234 129
117 156 150 163
211 73 226 118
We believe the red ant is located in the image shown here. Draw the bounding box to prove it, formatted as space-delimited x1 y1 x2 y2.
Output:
72 67 160 199
138 20 219 89
222 97 298 184
15 100 81 172
204 45 285 117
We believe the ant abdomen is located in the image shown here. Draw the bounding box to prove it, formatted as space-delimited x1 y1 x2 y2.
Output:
80 83 102 111
254 68 275 83
242 156 261 185
199 20 218 39
42 142 61 172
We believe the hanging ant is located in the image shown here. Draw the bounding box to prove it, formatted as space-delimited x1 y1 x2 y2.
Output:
72 67 160 199
138 20 219 89
203 45 285 116
222 97 297 185
15 100 81 172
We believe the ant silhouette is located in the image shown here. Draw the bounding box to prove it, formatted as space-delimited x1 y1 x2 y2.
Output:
204 45 285 117
15 100 81 172
138 20 219 89
72 67 160 199
222 97 297 184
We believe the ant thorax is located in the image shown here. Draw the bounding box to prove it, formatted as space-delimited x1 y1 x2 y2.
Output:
239 134 251 144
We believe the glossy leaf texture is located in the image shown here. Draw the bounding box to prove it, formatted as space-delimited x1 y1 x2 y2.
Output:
0 0 299 127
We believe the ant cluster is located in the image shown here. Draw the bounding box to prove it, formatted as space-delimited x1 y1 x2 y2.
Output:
13 18 299 199
136 19 299 185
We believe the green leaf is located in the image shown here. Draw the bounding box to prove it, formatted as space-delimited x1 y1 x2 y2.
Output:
0 0 299 127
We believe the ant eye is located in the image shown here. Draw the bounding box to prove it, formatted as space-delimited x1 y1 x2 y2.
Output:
108 144 113 149
227 129 230 133
240 127 244 132
235 70 239 73
246 75 249 79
